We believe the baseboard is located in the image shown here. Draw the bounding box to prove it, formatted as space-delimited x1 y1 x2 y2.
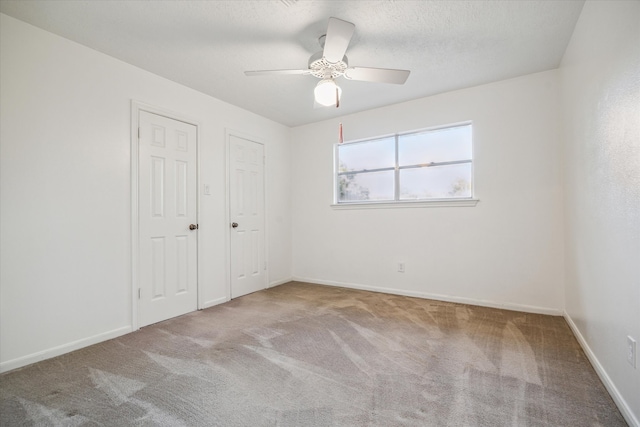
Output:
564 312 639 427
201 296 229 310
269 277 293 288
200 278 294 309
292 276 563 316
0 326 132 374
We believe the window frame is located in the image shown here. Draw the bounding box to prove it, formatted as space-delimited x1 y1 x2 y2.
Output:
332 122 479 209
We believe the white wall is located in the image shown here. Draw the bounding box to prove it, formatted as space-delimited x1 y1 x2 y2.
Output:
0 14 292 371
560 1 640 424
291 70 565 314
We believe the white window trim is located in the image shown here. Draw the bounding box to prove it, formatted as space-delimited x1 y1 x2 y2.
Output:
331 198 479 210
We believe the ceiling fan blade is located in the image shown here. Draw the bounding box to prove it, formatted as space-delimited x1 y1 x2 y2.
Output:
323 17 355 63
344 67 410 84
244 69 310 76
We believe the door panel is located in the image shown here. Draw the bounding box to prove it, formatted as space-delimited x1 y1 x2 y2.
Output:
230 135 266 298
139 111 198 327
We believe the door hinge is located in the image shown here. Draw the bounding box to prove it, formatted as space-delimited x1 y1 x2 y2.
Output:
138 288 141 299
138 127 141 139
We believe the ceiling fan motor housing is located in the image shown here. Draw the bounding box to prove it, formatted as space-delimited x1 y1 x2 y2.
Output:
308 51 348 79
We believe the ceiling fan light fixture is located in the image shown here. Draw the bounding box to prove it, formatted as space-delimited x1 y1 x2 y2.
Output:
314 78 341 106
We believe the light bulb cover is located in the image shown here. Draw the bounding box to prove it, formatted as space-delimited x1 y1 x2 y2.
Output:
314 79 342 106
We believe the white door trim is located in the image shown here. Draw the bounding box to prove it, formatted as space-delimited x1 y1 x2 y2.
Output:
131 100 202 330
225 128 269 300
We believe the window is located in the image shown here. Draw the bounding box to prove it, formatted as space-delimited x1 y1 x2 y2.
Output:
335 123 474 206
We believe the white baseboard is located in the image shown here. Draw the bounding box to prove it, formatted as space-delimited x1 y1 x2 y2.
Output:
292 276 563 316
269 277 293 288
201 296 229 310
200 278 294 309
564 312 639 427
0 326 132 374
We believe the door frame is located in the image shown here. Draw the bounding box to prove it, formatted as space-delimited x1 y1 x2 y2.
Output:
130 100 203 330
225 128 269 300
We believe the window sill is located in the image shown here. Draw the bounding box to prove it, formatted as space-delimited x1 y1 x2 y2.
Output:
330 198 479 210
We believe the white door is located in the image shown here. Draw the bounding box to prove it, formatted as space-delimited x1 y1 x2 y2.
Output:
138 111 198 327
229 135 266 298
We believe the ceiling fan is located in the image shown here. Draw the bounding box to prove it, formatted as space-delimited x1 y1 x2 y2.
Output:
244 17 411 108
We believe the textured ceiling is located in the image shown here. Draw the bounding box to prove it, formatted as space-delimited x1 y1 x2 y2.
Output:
0 0 584 127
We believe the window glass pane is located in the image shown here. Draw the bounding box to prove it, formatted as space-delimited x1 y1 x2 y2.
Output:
398 125 471 166
338 137 395 172
399 163 472 200
338 170 395 202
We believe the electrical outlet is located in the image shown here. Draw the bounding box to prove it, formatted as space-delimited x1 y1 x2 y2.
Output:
627 336 637 368
397 262 405 273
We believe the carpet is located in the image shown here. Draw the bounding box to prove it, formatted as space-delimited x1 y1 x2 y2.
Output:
0 282 627 426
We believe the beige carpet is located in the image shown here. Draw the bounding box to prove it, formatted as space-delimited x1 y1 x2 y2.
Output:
0 282 627 426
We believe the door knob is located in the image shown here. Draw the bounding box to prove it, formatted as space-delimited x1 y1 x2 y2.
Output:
231 222 238 228
189 224 198 230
